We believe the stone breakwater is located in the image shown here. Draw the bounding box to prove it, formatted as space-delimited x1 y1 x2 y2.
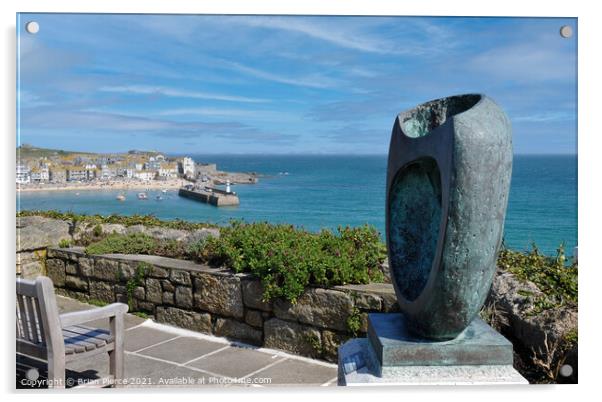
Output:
44 247 398 363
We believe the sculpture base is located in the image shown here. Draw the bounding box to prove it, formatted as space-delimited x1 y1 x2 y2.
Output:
338 313 527 386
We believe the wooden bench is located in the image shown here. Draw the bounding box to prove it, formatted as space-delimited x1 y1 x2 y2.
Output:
16 276 128 388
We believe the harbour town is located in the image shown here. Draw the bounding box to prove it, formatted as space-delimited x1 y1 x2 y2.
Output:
16 145 255 205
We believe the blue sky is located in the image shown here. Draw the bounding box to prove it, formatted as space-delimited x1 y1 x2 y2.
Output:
17 14 577 154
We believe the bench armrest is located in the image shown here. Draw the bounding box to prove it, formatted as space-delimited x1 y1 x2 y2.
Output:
59 303 129 328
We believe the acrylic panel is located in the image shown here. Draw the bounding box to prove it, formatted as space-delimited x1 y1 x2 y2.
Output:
16 14 577 388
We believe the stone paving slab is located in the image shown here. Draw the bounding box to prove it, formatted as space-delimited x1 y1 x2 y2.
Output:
188 345 283 378
122 354 228 388
17 296 338 388
125 326 179 352
253 358 338 386
137 336 227 364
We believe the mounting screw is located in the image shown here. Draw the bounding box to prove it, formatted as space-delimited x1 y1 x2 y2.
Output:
560 25 573 38
559 364 573 377
25 21 40 34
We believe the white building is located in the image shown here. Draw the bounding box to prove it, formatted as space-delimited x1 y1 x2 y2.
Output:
67 168 88 182
134 170 155 181
16 164 30 184
179 157 196 178
100 164 116 180
30 166 50 182
158 164 178 179
145 158 161 170
118 168 134 178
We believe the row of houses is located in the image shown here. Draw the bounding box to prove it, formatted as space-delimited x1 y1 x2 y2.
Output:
17 155 198 184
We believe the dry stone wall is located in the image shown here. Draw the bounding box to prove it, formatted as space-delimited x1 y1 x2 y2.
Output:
45 247 397 363
17 216 72 278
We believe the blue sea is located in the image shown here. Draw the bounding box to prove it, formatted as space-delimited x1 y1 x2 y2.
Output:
17 155 577 256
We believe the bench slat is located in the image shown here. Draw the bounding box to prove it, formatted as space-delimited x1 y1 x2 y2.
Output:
64 325 113 344
16 308 23 339
25 296 41 344
16 295 32 343
63 325 113 355
34 298 46 345
63 330 105 350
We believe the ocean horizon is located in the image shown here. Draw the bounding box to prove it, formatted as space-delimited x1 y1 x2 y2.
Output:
17 154 577 256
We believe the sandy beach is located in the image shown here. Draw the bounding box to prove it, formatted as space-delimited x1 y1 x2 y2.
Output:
17 178 188 193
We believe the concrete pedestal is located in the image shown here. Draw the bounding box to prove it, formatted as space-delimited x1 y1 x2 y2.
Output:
338 313 527 386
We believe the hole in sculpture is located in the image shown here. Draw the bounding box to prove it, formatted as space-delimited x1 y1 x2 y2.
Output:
401 94 481 138
388 157 442 302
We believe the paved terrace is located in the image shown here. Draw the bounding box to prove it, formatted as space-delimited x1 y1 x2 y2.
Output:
17 296 338 388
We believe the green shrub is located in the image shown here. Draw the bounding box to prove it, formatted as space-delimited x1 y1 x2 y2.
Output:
88 299 109 307
17 210 216 230
153 239 188 259
85 233 158 255
498 243 577 313
86 221 387 303
126 262 151 310
186 238 207 258
346 306 363 336
58 239 71 248
132 311 150 319
198 221 386 302
92 224 103 237
85 232 192 261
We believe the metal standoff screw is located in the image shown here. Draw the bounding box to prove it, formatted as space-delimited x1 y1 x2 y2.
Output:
25 21 40 34
560 25 573 38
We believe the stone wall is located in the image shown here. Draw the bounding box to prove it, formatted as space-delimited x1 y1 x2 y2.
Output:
15 215 218 278
45 247 399 363
17 216 72 278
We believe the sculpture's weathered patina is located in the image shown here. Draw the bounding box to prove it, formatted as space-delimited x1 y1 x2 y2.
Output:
386 94 513 340
338 95 524 385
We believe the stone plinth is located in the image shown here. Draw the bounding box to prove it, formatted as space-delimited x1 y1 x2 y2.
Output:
338 313 527 386
369 314 513 369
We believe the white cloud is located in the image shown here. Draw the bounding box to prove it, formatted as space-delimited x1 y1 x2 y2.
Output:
99 85 269 103
18 90 51 108
227 16 457 57
21 108 299 144
513 111 576 123
158 107 298 121
469 41 576 82
221 61 341 89
232 17 393 54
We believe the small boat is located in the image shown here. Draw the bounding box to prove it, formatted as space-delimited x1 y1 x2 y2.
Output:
155 195 163 201
116 194 126 201
137 192 148 200
161 189 168 194
75 192 80 196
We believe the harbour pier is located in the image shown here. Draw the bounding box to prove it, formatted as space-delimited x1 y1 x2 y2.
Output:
178 184 239 206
